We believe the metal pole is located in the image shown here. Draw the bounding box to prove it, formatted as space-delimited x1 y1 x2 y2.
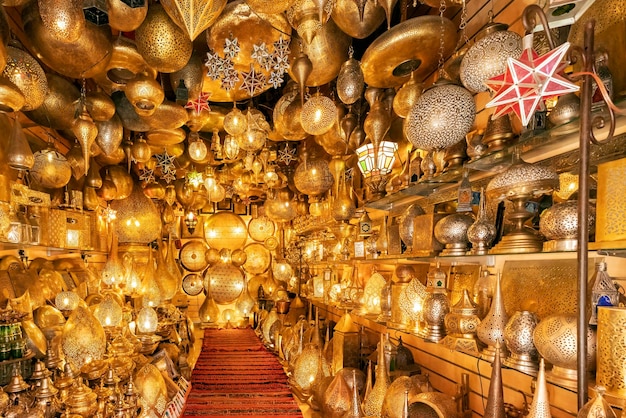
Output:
577 19 595 409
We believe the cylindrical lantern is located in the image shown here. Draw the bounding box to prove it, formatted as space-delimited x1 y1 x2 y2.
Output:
597 307 626 400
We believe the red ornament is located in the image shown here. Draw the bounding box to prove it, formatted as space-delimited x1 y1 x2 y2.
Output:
485 41 579 127
185 92 212 113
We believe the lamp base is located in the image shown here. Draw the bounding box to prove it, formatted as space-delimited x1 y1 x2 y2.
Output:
546 365 577 390
490 227 543 254
422 324 446 342
542 238 578 252
440 243 469 256
503 352 538 376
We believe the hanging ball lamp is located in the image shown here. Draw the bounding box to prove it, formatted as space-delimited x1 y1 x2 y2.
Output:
460 22 522 94
204 212 248 251
37 0 84 43
336 53 364 106
404 79 475 151
131 135 152 163
223 107 248 136
31 144 72 189
3 45 48 111
301 93 337 136
293 152 334 197
187 132 208 162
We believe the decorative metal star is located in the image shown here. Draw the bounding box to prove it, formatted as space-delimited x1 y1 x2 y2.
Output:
155 149 176 179
268 71 284 89
185 92 212 113
278 143 297 165
485 41 579 127
223 35 240 60
271 53 290 74
273 36 290 56
239 63 266 97
251 42 271 69
139 167 155 183
221 67 240 91
205 50 224 80
162 170 177 184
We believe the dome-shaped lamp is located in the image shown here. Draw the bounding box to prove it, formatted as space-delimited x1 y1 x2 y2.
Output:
187 131 208 162
93 294 123 328
293 151 334 197
405 79 475 152
110 183 162 244
131 135 152 163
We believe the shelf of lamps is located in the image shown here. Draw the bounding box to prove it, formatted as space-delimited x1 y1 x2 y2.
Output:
310 299 581 417
366 100 626 213
0 244 107 263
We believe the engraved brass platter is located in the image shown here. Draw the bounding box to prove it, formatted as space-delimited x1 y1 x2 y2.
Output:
361 15 457 88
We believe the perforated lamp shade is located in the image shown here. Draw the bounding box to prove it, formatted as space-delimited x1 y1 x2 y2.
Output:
356 141 398 178
204 212 247 251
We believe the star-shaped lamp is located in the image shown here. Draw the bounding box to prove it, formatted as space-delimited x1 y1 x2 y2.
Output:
485 36 579 127
185 92 212 114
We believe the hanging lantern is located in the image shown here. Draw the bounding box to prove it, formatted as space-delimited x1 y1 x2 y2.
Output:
131 135 152 163
404 79 475 151
293 152 334 197
223 107 248 136
460 22 523 94
6 116 34 173
393 72 423 119
136 306 158 333
83 0 109 25
110 183 161 244
301 93 337 136
31 144 73 189
125 72 165 117
187 132 207 162
336 52 364 106
264 189 297 223
135 3 193 73
101 233 124 286
55 290 80 312
356 140 397 199
3 46 48 112
71 101 98 174
37 0 84 42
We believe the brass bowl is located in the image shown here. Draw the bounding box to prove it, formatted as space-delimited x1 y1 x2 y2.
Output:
361 15 457 88
22 1 112 79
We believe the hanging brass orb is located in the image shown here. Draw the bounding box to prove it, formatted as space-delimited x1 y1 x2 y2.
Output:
393 72 423 119
246 0 296 14
31 147 72 189
224 107 248 136
460 25 522 94
38 0 85 43
95 113 123 157
22 1 113 79
337 57 365 105
294 155 334 197
404 79 475 151
301 93 338 136
288 19 350 87
3 46 48 111
125 73 165 117
107 0 149 32
273 82 307 141
61 306 107 370
97 174 118 201
25 73 80 130
85 162 102 188
161 0 227 41
132 136 152 163
332 0 385 39
135 3 193 73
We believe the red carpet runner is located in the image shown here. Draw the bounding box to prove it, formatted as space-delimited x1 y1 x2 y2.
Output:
182 327 303 418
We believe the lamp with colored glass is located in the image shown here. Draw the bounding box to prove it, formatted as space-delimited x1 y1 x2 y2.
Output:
356 140 398 200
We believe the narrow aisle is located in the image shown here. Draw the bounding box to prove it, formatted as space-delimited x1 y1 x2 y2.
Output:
182 327 303 418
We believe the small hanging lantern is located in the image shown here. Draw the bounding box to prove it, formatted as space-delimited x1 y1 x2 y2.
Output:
121 0 145 7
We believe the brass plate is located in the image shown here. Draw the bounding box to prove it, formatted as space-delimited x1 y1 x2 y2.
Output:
182 273 204 296
179 240 209 272
243 242 271 275
361 15 457 88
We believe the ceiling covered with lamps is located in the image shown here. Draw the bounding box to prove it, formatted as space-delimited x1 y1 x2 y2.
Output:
0 0 614 217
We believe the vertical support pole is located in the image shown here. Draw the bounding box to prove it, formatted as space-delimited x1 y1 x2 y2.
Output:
577 19 595 409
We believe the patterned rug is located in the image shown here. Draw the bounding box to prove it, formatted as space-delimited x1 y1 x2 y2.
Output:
182 327 303 418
